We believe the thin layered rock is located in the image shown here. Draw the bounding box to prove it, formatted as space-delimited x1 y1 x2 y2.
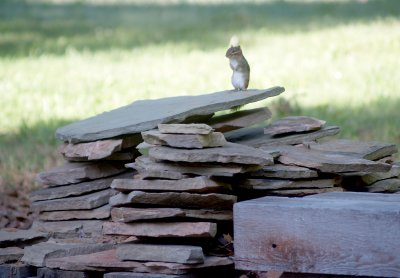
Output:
263 116 326 136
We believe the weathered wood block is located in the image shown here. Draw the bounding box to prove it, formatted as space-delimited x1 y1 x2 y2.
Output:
234 192 400 277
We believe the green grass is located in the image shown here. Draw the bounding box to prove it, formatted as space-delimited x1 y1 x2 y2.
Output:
1 0 400 191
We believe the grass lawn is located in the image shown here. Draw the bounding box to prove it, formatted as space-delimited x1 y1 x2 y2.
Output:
1 0 400 191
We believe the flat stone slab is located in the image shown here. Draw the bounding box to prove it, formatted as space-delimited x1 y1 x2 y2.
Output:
257 187 343 197
36 162 126 186
149 142 274 165
0 247 24 264
111 176 224 193
104 273 187 278
132 156 261 177
238 178 336 190
0 264 36 278
249 164 318 179
0 229 48 248
158 123 213 135
22 242 114 267
30 172 131 202
56 87 284 143
111 207 232 222
31 189 114 212
39 205 110 221
366 178 400 193
361 164 400 184
133 168 190 180
37 267 91 278
103 222 217 238
210 107 272 133
110 191 237 210
32 220 103 238
226 126 340 148
142 130 227 149
263 116 325 136
117 244 204 264
46 249 233 274
306 139 398 160
276 146 391 173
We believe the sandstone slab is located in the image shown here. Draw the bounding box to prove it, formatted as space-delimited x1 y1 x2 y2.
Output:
0 247 24 264
30 172 131 202
22 242 114 267
249 164 318 179
31 189 114 212
39 205 110 221
158 123 213 135
132 167 190 180
111 207 185 222
103 222 217 238
367 178 400 193
32 220 103 238
361 164 400 184
264 116 325 136
117 244 204 264
111 176 224 193
238 178 336 190
226 126 340 148
46 249 233 274
306 139 398 160
0 229 48 248
210 107 272 133
183 209 233 221
110 191 237 210
142 130 226 149
56 87 284 143
149 142 273 165
36 162 126 186
277 146 391 173
132 156 261 177
262 187 343 197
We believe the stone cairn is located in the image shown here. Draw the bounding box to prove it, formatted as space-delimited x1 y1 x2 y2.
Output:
0 87 399 278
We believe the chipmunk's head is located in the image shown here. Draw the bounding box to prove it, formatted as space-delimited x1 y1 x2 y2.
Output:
226 35 243 58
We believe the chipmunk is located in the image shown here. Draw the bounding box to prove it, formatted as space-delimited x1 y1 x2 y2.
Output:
225 36 250 91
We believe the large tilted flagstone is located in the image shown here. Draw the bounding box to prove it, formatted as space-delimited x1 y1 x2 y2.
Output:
117 244 204 264
110 191 237 210
131 156 261 177
141 130 227 149
31 189 114 212
102 222 217 238
36 162 127 186
226 125 340 148
306 139 398 160
149 142 273 165
46 249 233 274
39 205 111 221
276 146 391 173
209 107 272 133
56 87 284 143
111 176 225 193
263 116 326 136
249 164 318 179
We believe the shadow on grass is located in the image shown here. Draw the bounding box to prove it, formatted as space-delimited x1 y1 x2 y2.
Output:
0 0 399 56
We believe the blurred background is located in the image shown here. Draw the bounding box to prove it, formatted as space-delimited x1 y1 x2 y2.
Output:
0 0 399 199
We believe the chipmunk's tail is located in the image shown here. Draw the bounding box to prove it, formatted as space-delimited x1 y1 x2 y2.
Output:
229 35 240 47
230 105 244 112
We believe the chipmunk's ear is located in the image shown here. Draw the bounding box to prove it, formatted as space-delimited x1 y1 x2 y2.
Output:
229 35 240 47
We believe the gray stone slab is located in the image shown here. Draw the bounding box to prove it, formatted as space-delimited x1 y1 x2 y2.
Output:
306 191 400 202
32 220 103 238
104 273 187 278
56 87 284 143
276 146 391 173
36 162 126 186
39 205 110 221
102 222 217 238
142 130 227 149
149 142 273 165
111 176 224 193
0 264 36 278
238 179 336 190
263 116 326 136
306 139 398 160
226 126 340 148
249 164 318 179
260 187 343 197
30 172 131 202
366 178 400 193
0 247 24 264
132 156 261 177
31 189 114 212
0 229 48 248
132 167 190 180
158 123 213 135
111 207 185 222
46 249 233 274
183 209 233 221
117 244 204 264
37 267 91 278
210 107 272 133
22 242 114 267
110 191 237 210
361 164 400 184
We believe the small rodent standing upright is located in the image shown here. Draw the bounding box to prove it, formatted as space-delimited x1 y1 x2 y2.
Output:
225 36 250 91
